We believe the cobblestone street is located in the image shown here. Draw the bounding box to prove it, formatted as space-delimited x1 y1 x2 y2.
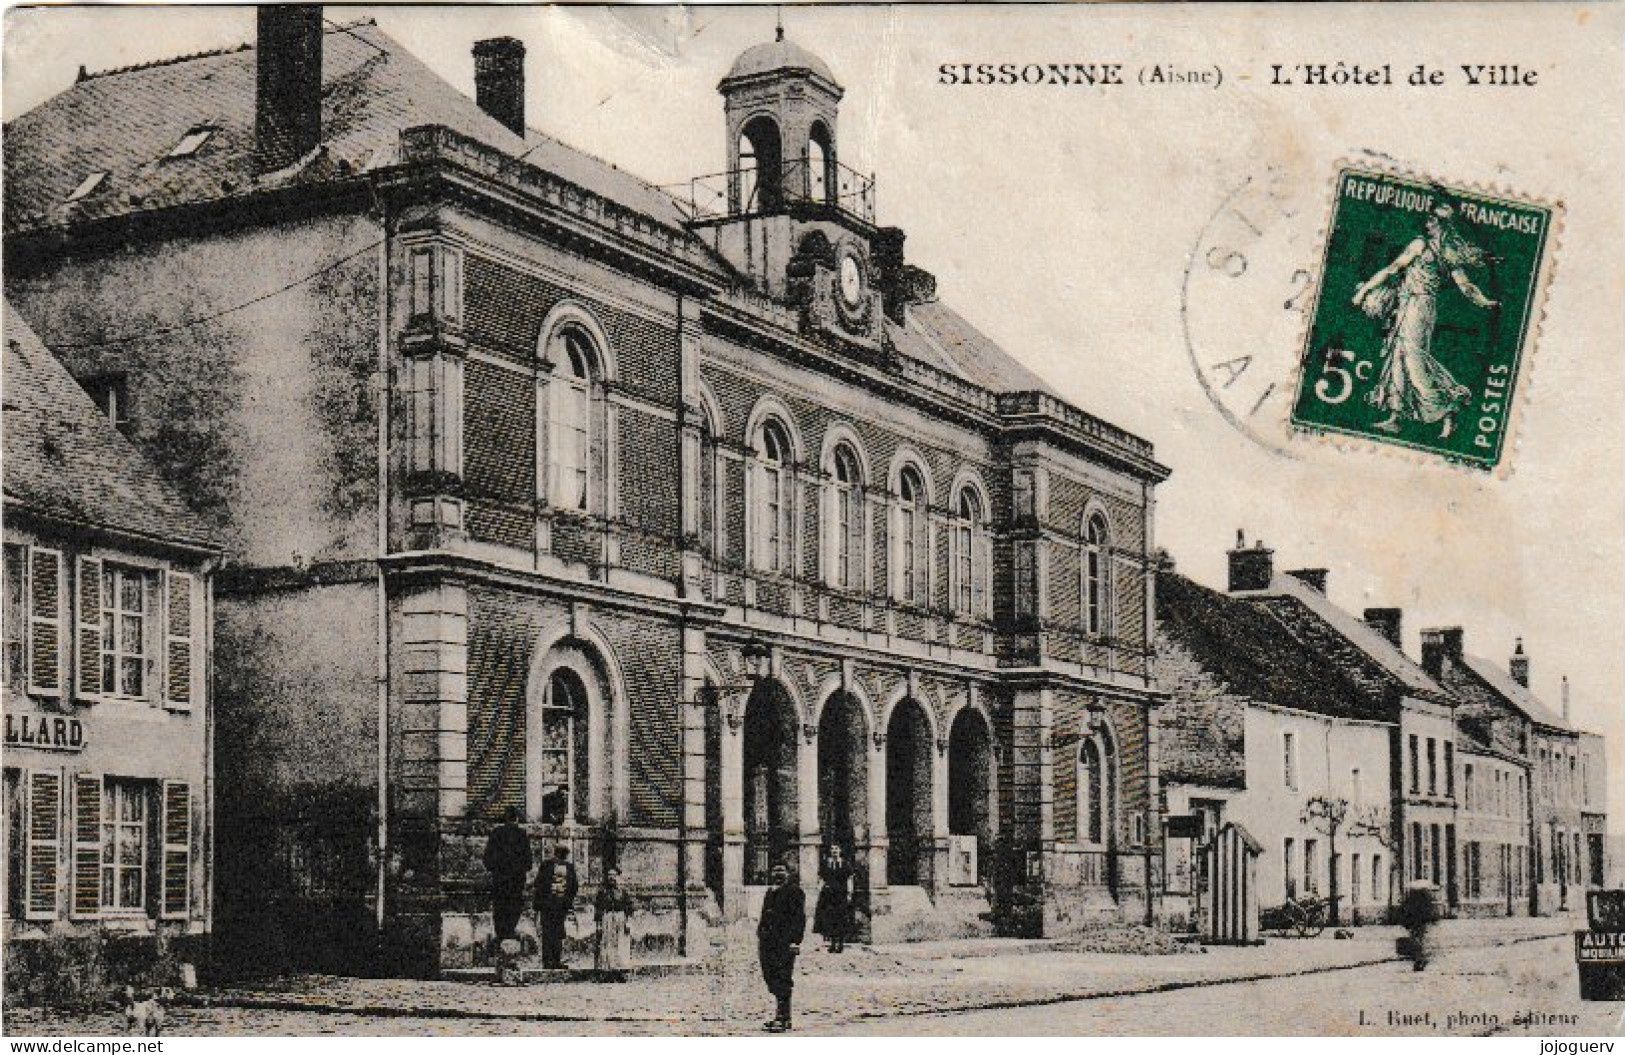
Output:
6 918 1617 1037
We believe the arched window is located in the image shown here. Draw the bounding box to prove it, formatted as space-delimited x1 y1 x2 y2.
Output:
1083 512 1110 637
827 443 865 591
540 668 592 824
752 419 795 574
894 465 928 606
1078 736 1112 846
951 487 989 618
547 327 596 512
698 415 719 558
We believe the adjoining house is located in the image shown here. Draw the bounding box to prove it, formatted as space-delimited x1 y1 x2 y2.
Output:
1421 629 1609 915
5 10 1169 975
2 303 222 996
1156 560 1395 928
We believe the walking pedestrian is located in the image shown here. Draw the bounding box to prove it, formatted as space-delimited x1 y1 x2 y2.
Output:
482 807 532 944
757 860 806 1033
534 844 579 970
813 845 853 953
593 867 634 982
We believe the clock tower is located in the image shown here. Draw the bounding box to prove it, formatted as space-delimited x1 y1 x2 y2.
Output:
686 29 918 352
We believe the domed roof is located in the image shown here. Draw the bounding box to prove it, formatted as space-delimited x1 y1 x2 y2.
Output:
724 32 838 87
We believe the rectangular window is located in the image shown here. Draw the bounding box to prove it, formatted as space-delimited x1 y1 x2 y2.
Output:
953 523 974 614
1373 854 1384 904
1425 737 1437 795
98 565 149 701
1282 731 1297 791
1304 838 1319 893
1411 821 1425 881
1013 544 1034 619
1408 735 1420 794
101 780 147 913
1283 837 1296 899
1351 852 1362 906
549 377 590 511
1464 765 1474 812
1350 767 1362 804
1444 742 1454 798
2 545 25 689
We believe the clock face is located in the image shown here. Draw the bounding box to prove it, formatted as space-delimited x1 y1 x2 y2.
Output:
839 253 863 307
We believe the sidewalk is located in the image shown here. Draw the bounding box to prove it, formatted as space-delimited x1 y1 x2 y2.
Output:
189 916 1573 1029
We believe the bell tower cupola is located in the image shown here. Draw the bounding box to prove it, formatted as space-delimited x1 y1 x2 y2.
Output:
719 26 844 215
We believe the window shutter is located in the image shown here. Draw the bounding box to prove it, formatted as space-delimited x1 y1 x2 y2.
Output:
27 548 64 695
70 774 101 918
164 571 196 709
25 770 62 920
161 781 191 919
76 557 103 700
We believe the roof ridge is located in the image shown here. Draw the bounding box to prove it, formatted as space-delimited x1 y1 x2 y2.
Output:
78 17 378 82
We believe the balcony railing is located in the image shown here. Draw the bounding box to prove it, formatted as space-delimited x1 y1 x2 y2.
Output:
664 158 875 225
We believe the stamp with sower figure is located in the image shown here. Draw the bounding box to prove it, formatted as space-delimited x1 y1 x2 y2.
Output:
1290 166 1558 470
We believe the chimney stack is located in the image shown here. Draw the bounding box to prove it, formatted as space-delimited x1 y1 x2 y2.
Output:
1509 637 1530 688
1420 626 1464 681
255 6 324 173
1286 568 1328 594
1363 607 1403 650
1561 675 1570 721
1227 530 1274 592
473 37 527 137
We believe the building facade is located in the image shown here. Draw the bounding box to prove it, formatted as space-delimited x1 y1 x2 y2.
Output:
4 12 1168 975
2 306 221 993
1156 566 1395 928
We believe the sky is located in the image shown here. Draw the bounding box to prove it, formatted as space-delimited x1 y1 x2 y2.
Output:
5 4 1622 827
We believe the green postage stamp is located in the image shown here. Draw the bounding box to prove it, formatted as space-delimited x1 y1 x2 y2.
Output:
1289 166 1557 470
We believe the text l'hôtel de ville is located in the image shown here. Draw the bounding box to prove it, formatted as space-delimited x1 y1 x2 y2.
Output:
936 63 1539 90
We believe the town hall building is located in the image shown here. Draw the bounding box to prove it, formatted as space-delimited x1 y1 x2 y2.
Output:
3 10 1169 974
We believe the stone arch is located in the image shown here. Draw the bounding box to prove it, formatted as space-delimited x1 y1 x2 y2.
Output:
815 682 871 857
818 422 874 483
946 704 997 880
887 445 938 505
946 467 991 519
743 394 805 464
742 675 802 884
536 300 619 383
737 112 784 212
884 692 937 886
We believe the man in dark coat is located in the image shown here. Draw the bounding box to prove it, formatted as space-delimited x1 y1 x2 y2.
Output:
483 808 532 942
534 845 579 969
757 860 806 1032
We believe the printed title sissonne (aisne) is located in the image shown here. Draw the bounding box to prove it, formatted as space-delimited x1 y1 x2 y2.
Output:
938 62 1221 86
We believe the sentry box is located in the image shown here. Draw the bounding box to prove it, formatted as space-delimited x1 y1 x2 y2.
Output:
1575 890 1625 1001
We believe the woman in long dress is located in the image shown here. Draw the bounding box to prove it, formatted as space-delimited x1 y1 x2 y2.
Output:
1352 204 1499 439
593 868 634 982
813 845 854 953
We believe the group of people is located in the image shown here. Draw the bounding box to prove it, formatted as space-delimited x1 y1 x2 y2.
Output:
484 808 860 1030
482 808 634 981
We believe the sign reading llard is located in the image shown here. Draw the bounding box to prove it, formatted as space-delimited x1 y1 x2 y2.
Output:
4 713 86 752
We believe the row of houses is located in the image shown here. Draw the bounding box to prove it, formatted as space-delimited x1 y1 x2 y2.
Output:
1 8 1610 989
1157 537 1610 928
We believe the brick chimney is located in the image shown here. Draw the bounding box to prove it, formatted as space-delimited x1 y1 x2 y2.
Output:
1561 675 1570 721
1286 568 1328 594
474 37 527 137
1509 637 1529 688
1420 626 1464 681
1227 530 1274 592
255 6 324 173
1364 607 1403 649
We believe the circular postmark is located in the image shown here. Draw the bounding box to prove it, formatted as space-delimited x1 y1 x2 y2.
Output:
1180 161 1325 457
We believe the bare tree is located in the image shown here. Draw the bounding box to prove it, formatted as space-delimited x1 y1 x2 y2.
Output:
1302 796 1391 925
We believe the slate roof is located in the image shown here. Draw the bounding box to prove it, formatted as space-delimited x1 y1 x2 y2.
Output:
2 20 1102 417
1158 570 1387 723
3 302 220 553
1458 653 1573 733
887 301 1059 396
1242 574 1454 708
3 19 689 234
